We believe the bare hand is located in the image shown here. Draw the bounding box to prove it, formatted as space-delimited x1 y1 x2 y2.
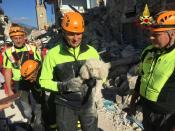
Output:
7 90 14 96
0 102 12 111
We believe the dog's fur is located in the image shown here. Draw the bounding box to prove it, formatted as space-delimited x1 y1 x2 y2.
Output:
80 58 110 80
79 59 110 107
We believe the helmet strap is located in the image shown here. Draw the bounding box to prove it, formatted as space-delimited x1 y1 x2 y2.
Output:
166 30 175 48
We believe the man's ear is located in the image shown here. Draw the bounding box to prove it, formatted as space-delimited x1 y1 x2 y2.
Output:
171 30 175 41
172 30 175 37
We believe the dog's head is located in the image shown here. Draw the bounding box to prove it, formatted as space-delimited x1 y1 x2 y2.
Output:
80 59 110 80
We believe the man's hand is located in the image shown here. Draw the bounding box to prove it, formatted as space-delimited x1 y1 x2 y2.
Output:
84 78 96 87
0 102 12 111
123 105 137 116
58 77 83 92
7 89 14 96
123 92 139 116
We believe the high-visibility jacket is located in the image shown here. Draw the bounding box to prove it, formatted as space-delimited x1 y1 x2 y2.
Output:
138 44 175 113
3 44 41 81
39 42 100 108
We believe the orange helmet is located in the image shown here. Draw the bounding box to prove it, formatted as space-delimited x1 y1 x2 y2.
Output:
61 12 84 33
151 11 175 32
21 60 40 81
9 25 26 37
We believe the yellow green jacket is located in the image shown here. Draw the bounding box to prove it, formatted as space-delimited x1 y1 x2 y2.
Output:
138 44 175 112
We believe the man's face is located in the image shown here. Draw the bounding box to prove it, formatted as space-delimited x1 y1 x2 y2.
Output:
64 31 83 48
149 31 171 48
11 35 26 47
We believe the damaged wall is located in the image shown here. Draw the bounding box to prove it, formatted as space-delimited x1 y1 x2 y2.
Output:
83 0 175 53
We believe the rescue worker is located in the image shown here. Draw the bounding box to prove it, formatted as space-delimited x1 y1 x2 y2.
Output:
3 23 43 131
39 12 100 131
130 10 175 131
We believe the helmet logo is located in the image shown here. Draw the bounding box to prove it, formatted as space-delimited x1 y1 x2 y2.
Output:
73 21 78 29
140 4 154 25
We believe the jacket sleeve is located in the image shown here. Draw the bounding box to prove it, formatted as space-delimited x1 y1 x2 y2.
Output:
39 51 58 92
3 51 12 69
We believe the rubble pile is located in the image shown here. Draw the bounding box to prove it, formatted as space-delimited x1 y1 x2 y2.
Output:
83 0 175 56
81 2 175 130
96 63 143 131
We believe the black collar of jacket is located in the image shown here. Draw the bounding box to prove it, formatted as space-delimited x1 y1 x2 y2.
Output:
154 44 175 55
14 44 25 49
59 38 89 55
141 44 175 61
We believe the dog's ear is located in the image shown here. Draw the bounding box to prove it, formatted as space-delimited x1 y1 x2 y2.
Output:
79 65 90 80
